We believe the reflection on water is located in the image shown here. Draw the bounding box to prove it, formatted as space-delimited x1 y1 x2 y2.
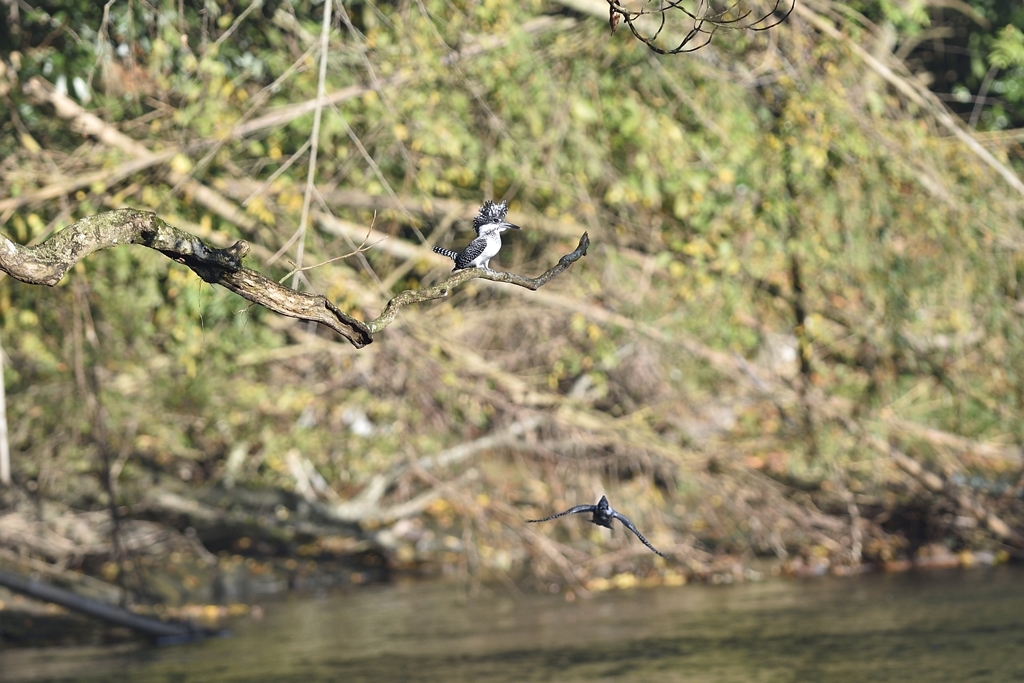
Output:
3 567 1023 682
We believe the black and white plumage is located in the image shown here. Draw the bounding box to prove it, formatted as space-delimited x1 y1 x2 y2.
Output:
527 495 668 559
433 200 520 271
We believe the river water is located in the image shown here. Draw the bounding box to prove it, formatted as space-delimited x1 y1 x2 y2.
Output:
2 567 1022 682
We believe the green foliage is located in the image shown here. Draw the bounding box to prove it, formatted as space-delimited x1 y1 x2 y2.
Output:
989 25 1024 69
1 0 1023 572
846 0 1024 130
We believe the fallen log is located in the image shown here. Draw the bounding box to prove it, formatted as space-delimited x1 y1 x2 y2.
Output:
0 568 219 645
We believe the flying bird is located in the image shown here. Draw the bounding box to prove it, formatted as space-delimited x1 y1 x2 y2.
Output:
527 495 668 558
433 199 520 271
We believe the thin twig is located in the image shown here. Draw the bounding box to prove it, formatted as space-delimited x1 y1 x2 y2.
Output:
279 223 385 282
290 0 333 287
969 64 999 129
206 0 264 56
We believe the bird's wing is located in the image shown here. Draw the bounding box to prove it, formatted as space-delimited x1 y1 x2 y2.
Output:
454 237 488 269
527 504 596 523
611 511 668 559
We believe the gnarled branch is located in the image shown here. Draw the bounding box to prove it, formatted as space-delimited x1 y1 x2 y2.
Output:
0 209 589 349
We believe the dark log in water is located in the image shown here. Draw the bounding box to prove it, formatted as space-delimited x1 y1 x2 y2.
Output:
0 568 218 644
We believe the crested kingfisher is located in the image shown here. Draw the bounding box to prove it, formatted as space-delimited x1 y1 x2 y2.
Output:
528 495 669 558
433 199 521 271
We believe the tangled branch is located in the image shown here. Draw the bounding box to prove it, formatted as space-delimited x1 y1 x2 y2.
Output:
0 209 589 349
607 0 795 54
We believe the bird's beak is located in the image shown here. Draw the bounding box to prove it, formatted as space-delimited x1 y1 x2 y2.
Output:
504 222 522 230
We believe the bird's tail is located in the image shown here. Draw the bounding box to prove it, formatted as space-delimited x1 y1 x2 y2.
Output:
432 246 458 262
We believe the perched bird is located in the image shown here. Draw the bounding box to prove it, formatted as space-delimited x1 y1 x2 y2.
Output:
433 199 520 271
527 495 668 558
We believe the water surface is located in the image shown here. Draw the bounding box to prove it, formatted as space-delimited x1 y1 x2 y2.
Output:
3 567 1022 682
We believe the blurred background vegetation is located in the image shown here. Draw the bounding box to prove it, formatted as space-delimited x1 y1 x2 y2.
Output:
0 0 1023 603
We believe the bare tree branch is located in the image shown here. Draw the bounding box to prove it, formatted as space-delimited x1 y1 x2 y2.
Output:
0 209 589 349
553 0 793 55
366 232 591 334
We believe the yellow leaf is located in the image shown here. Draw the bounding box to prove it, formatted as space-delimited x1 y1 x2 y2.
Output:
170 153 193 175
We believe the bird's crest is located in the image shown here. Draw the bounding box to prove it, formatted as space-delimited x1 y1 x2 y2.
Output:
473 199 509 234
